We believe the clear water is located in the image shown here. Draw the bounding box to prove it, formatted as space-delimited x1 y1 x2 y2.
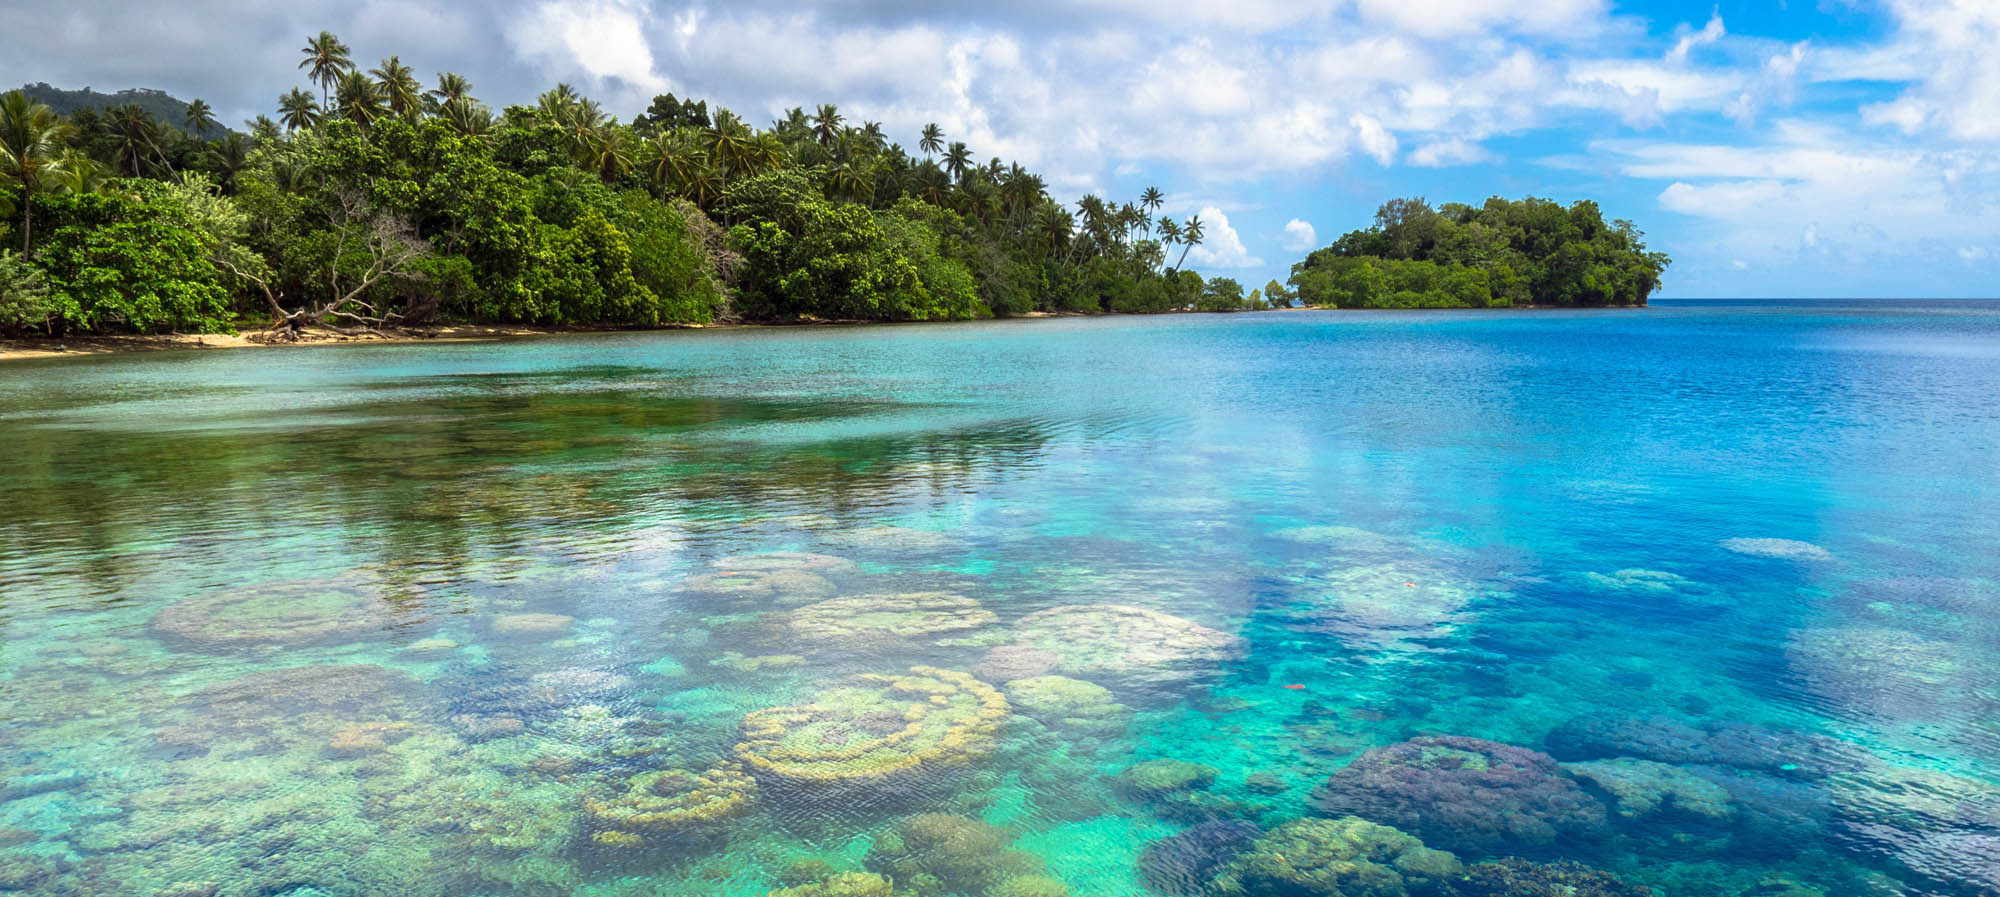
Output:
2 301 1998 897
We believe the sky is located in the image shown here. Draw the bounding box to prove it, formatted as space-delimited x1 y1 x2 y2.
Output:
4 0 1997 298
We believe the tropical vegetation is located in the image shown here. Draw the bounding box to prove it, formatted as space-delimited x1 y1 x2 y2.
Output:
1287 197 1671 308
0 32 1240 337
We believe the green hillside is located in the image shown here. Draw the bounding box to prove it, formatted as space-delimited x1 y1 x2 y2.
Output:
16 82 209 135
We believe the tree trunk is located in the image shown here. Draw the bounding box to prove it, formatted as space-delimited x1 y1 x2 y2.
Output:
19 184 31 256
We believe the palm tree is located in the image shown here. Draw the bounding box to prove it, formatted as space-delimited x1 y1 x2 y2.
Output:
428 72 474 106
370 56 423 117
183 98 216 138
298 30 353 109
811 104 843 147
1173 215 1204 272
943 141 972 184
918 123 944 160
108 105 171 177
1157 217 1182 270
207 134 251 191
335 70 386 130
246 115 282 142
0 91 75 254
277 88 320 132
639 130 701 197
438 98 493 139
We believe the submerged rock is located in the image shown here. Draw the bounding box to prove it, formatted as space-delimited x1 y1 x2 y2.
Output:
1447 858 1653 897
1137 820 1261 896
1564 758 1734 823
1308 736 1609 857
1004 676 1131 738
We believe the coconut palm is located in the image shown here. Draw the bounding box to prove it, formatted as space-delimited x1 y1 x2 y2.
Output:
298 31 353 109
370 56 423 117
207 133 251 191
107 105 171 177
428 72 474 106
183 98 216 138
277 88 320 132
1172 215 1204 272
438 98 493 140
335 70 386 130
918 123 944 160
942 141 971 184
0 91 76 254
1140 186 1164 216
638 130 702 196
811 104 843 147
246 116 282 142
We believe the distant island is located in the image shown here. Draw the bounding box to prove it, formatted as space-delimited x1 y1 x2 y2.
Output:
1285 197 1670 308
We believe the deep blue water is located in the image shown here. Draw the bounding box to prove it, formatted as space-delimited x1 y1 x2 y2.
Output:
0 301 1996 897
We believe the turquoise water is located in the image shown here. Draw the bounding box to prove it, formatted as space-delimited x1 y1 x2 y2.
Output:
1 302 1998 897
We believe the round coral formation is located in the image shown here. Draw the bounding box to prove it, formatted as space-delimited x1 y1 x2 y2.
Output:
1564 758 1734 824
865 813 1045 897
584 764 758 843
1211 817 1464 897
151 571 412 649
684 569 838 606
788 592 999 642
767 872 901 897
1307 736 1609 857
1004 676 1131 738
735 667 1009 790
1003 605 1238 692
1138 820 1262 896
1116 760 1220 800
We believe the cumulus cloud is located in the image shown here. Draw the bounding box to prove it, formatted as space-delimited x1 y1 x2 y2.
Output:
1280 219 1318 252
507 0 669 104
1186 206 1262 269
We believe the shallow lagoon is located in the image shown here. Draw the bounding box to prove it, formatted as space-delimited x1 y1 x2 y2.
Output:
2 301 1998 897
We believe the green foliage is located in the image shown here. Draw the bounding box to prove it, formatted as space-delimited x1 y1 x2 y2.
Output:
30 181 236 333
12 45 1211 333
1291 196 1670 308
0 248 51 334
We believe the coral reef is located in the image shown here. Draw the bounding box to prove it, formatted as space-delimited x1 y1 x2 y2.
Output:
1289 564 1480 654
788 592 999 642
1003 605 1239 692
768 872 900 897
154 664 430 754
1565 759 1735 824
1211 817 1465 897
1544 716 1856 780
735 667 1009 794
150 571 414 649
1138 820 1262 896
973 646 1061 683
821 526 969 553
490 612 575 637
1719 538 1834 561
1445 858 1654 897
1116 760 1220 800
713 552 861 574
1004 676 1132 738
1307 736 1609 856
584 764 758 845
865 813 1046 897
684 569 838 606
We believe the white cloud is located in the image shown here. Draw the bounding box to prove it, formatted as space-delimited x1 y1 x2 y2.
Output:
1350 114 1398 166
1186 206 1262 269
1858 0 2000 141
1280 219 1318 252
1667 12 1725 63
507 0 669 103
1408 138 1495 167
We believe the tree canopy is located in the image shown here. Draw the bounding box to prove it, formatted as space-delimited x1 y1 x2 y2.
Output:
1288 196 1671 309
0 37 1225 336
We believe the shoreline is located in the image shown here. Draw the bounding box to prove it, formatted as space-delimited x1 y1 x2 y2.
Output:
0 305 1651 363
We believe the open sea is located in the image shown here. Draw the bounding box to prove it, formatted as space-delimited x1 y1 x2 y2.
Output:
2 300 1997 897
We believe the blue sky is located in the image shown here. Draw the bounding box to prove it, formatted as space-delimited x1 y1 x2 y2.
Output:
6 0 1997 297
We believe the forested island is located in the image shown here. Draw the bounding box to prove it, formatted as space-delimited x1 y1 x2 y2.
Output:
0 31 1668 343
1286 197 1671 308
